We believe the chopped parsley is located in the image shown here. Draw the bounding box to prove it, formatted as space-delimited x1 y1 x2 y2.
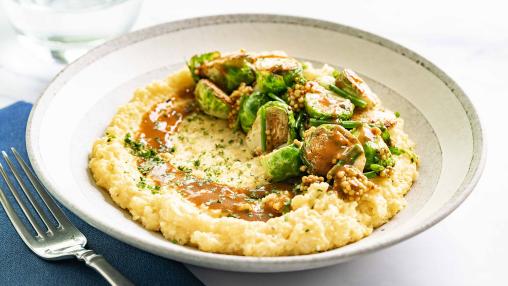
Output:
137 177 160 194
124 133 162 162
124 133 163 175
177 165 192 173
106 132 115 143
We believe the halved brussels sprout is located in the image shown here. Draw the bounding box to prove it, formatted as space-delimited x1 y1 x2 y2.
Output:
245 101 295 154
304 83 354 120
301 124 365 176
334 69 380 109
198 53 256 93
254 57 304 94
261 144 302 182
238 91 269 132
357 124 394 173
187 51 221 81
194 79 231 119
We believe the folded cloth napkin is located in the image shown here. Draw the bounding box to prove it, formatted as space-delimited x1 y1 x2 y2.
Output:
0 102 204 286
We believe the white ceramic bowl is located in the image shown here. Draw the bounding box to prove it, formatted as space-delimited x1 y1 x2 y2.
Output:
26 14 485 272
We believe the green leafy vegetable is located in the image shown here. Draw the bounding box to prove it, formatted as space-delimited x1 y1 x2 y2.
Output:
187 51 221 81
238 91 269 132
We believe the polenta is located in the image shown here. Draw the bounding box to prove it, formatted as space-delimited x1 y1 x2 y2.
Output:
89 51 418 256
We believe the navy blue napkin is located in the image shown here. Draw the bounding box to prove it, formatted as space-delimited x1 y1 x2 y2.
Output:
0 102 204 286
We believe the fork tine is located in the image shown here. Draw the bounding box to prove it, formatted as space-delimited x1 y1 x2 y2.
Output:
2 151 57 233
0 161 45 237
11 148 73 229
0 185 38 245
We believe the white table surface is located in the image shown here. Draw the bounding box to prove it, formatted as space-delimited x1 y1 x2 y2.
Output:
1 0 507 285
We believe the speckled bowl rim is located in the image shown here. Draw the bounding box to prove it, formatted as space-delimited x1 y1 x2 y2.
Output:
26 14 486 271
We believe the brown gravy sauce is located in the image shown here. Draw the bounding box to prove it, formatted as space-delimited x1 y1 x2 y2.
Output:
136 89 296 221
138 88 196 151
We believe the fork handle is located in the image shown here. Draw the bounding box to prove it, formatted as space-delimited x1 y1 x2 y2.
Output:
75 249 134 286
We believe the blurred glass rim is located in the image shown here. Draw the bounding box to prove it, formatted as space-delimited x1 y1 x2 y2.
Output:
2 0 142 13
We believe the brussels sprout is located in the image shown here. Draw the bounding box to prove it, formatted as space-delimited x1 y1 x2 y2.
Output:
304 83 354 120
254 57 304 94
198 53 256 93
187 51 221 81
194 79 231 119
357 124 394 174
261 144 302 182
333 69 380 109
301 124 366 176
238 91 269 132
245 101 295 154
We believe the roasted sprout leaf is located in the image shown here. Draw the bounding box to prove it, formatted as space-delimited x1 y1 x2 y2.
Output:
187 51 221 81
239 91 269 132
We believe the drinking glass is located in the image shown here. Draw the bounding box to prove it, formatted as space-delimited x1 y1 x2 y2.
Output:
2 0 143 63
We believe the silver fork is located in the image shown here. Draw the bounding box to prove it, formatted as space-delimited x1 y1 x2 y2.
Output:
0 148 133 286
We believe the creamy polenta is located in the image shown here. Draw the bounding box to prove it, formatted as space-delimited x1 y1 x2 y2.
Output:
89 51 418 256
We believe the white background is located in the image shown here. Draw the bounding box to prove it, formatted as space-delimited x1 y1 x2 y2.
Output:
1 1 507 285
